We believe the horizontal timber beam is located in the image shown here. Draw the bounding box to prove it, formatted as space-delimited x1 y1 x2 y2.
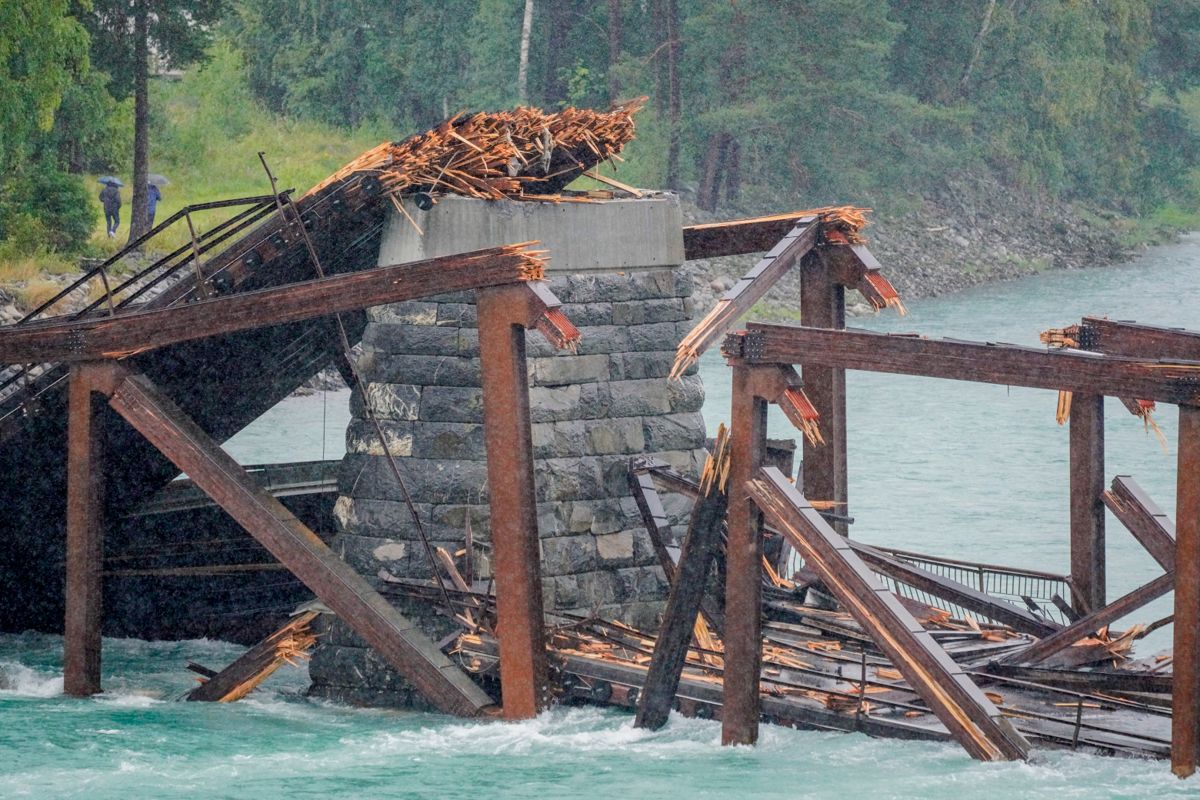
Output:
724 324 1200 406
682 212 818 259
0 245 545 363
1081 316 1200 362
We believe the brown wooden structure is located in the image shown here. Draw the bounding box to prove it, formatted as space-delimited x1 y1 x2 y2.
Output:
718 317 1200 776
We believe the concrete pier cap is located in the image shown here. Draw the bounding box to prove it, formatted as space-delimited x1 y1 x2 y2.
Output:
380 193 686 273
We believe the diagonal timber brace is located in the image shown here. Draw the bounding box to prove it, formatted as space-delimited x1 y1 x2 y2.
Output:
746 467 1030 762
100 367 494 716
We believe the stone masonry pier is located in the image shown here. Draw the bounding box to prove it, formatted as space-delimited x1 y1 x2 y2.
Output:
309 194 708 706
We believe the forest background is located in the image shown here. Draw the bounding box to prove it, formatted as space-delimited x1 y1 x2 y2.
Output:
2 0 1200 309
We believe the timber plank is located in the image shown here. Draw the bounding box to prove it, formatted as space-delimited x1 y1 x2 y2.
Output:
727 324 1200 405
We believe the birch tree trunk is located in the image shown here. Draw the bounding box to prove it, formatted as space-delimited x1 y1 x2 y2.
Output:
517 0 534 105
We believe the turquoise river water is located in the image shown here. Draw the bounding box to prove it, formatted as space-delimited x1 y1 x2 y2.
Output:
3 236 1200 798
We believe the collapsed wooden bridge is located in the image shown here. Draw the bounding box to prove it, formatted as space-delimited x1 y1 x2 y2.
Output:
2 103 1199 779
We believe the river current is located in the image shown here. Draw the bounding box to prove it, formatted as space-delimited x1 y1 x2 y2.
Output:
3 236 1199 797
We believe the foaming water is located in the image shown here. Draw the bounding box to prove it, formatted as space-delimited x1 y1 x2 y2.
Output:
4 239 1200 797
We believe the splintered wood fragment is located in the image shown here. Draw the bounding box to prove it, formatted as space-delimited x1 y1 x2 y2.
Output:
186 611 320 702
581 169 644 197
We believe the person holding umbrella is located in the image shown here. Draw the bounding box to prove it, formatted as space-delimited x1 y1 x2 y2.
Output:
147 174 168 229
98 176 123 238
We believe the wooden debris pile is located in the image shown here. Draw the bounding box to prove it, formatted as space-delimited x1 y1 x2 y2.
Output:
305 99 646 203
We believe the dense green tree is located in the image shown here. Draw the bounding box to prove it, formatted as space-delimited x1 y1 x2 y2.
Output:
81 0 225 242
0 1 91 172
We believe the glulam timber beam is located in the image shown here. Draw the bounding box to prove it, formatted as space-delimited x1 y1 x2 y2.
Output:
723 324 1200 406
682 212 818 259
62 361 122 697
746 467 1030 762
636 434 730 731
475 281 580 720
721 364 773 746
999 571 1174 668
0 245 545 363
1069 393 1106 613
1173 405 1200 778
103 368 494 717
1080 316 1200 362
800 248 847 535
1103 476 1176 572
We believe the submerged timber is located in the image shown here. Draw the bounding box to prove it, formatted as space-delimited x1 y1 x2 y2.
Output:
1 103 1198 779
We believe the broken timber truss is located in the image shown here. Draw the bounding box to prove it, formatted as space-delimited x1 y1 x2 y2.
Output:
46 243 581 720
717 317 1200 775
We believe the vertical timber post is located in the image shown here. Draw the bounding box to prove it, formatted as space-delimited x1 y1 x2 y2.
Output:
476 285 548 720
722 364 769 745
801 250 847 535
1173 404 1200 778
63 362 113 697
1069 394 1105 614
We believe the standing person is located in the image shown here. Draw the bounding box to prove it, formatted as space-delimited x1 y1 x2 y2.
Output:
147 181 161 229
100 181 121 238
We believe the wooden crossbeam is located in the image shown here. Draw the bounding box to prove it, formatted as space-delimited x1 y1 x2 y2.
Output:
0 245 544 364
1081 316 1200 362
1103 476 1176 571
671 221 820 379
682 212 819 259
104 369 494 717
746 467 1030 761
725 324 1200 406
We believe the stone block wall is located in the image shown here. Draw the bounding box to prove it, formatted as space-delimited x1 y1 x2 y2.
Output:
308 268 707 706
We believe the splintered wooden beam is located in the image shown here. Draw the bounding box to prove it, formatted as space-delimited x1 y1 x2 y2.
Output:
636 429 731 731
186 610 320 702
1103 476 1176 571
671 219 820 379
1080 316 1200 362
747 467 1030 761
999 571 1175 668
0 245 546 363
104 369 494 717
724 324 1200 406
682 212 819 259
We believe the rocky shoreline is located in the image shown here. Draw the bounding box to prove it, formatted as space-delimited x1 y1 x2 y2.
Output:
685 174 1140 317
